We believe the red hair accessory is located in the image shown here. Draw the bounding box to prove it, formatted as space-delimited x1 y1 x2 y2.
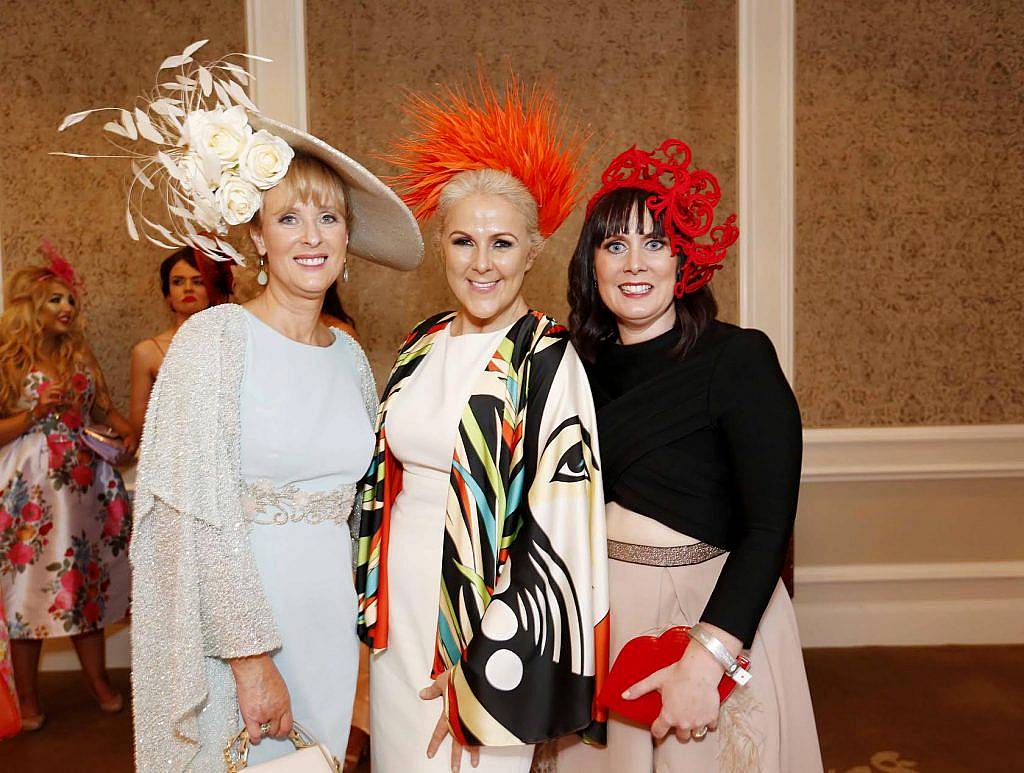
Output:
38 239 83 298
383 76 586 238
586 139 738 296
191 246 234 305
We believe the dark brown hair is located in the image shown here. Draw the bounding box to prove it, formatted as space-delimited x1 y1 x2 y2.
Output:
567 187 717 363
159 247 234 305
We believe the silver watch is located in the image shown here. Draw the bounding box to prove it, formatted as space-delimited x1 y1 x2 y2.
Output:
687 624 752 686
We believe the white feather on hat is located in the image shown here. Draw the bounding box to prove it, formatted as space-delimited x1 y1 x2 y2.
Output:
54 40 423 271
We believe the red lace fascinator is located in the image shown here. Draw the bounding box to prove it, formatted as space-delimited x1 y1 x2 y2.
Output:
191 246 234 305
383 76 586 238
38 239 83 298
586 139 738 296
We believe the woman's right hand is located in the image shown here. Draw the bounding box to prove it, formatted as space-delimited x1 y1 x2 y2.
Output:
31 382 68 421
229 654 293 743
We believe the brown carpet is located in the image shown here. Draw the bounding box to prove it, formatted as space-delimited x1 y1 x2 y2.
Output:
805 645 1023 773
2 646 1021 771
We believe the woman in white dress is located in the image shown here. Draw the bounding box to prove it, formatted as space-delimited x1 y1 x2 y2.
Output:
57 42 423 770
357 80 609 773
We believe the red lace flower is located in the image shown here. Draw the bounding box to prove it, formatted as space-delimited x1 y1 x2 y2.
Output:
71 373 89 393
586 139 738 296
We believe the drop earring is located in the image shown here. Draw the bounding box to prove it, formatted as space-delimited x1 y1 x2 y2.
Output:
257 254 268 286
342 262 350 283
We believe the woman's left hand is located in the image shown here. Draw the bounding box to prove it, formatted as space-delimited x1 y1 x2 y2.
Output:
420 668 479 772
623 635 733 742
119 432 140 460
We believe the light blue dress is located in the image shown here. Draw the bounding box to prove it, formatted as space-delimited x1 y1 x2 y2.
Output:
239 310 375 765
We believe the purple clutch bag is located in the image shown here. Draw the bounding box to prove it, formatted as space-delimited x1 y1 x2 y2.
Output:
82 426 126 464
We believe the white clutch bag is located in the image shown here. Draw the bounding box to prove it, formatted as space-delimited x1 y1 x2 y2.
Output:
224 722 341 772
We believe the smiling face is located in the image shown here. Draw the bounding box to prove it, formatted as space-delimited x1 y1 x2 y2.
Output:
250 184 348 300
442 193 537 333
593 205 678 342
165 259 210 316
39 280 77 336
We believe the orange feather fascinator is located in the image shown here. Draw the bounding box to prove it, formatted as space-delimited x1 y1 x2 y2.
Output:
383 76 586 238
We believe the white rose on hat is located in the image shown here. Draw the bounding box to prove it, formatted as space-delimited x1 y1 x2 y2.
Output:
182 105 252 168
193 189 226 233
177 151 215 196
239 130 295 190
216 174 262 225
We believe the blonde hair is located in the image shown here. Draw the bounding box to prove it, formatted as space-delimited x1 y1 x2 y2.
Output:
250 152 349 231
0 267 87 414
434 169 544 256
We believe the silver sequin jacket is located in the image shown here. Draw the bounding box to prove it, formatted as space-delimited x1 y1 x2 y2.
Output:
130 303 377 772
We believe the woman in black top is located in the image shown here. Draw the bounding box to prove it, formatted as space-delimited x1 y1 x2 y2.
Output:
557 140 822 772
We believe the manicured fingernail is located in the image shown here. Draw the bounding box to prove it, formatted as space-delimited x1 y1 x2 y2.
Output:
621 689 631 699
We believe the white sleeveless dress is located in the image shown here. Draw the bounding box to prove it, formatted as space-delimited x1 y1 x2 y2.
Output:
370 324 534 773
239 310 375 766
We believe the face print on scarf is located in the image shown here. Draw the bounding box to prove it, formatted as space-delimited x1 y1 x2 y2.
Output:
444 337 605 744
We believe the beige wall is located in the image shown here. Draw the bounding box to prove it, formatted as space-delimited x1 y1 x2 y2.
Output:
0 2 247 409
794 0 1024 427
3 2 1020 654
796 477 1024 567
306 0 739 383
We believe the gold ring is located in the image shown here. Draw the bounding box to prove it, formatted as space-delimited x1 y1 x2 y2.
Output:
692 725 709 739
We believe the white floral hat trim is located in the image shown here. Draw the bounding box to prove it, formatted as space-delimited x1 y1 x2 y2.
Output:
55 41 295 264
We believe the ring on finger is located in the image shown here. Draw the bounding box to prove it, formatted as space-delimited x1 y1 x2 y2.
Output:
259 721 272 735
692 725 709 739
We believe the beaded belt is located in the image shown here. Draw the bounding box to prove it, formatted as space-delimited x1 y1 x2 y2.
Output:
241 480 356 526
607 539 726 567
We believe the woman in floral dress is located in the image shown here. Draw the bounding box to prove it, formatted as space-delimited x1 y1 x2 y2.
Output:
0 246 136 731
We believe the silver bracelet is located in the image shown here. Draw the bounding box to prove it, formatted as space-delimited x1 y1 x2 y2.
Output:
688 624 752 686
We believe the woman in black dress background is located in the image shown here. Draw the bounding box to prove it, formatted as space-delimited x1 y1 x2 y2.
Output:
558 140 822 771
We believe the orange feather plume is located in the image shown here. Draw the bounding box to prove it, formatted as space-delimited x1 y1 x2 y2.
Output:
383 76 586 238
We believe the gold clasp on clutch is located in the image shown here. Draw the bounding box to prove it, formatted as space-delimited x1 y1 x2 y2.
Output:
223 721 341 772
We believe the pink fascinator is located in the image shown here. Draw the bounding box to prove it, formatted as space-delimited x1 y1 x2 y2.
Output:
38 240 83 298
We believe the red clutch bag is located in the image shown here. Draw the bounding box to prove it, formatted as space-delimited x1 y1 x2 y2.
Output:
597 626 750 727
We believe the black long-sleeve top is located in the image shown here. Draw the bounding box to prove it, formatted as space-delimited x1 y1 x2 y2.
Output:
586 319 802 647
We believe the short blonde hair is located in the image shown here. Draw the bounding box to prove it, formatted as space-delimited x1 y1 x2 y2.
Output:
434 169 544 255
251 152 349 230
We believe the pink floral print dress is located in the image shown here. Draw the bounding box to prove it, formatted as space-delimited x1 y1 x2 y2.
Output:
0 369 131 638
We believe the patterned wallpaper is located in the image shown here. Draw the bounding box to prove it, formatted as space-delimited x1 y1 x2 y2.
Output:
0 2 246 409
306 0 739 383
795 1 1024 426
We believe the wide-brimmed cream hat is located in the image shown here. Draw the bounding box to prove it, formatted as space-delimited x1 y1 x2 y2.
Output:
249 115 422 270
56 40 422 271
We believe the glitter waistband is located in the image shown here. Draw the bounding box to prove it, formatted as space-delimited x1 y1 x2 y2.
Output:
241 480 356 527
607 539 726 567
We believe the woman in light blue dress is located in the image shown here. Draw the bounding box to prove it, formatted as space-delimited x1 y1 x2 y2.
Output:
59 42 427 771
130 152 422 769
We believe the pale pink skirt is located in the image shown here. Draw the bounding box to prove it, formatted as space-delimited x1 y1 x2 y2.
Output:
556 513 822 772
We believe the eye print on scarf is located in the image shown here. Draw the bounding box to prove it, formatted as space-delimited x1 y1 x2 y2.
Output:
536 417 598 491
